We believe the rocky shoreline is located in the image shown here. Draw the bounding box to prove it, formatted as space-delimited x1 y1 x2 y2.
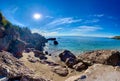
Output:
0 49 120 81
1 12 120 81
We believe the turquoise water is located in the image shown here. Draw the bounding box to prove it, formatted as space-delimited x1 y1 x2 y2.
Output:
46 36 120 55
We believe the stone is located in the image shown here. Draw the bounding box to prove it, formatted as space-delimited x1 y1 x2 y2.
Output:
73 62 87 71
66 64 120 81
20 74 50 81
78 50 120 66
52 66 69 76
65 57 78 68
0 51 33 78
59 50 76 62
54 40 58 45
33 50 47 60
7 39 26 58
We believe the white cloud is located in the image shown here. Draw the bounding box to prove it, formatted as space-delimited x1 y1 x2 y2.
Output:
46 17 82 26
73 25 102 33
31 29 58 36
83 19 100 24
12 7 18 13
45 16 54 19
93 14 104 17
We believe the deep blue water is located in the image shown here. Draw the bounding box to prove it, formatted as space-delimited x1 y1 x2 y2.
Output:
45 36 120 55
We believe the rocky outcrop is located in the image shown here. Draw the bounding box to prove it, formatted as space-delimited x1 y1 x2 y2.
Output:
33 50 47 60
59 50 78 68
20 74 50 81
59 50 76 62
0 12 47 58
78 50 120 66
51 66 69 76
66 64 120 81
112 36 120 40
73 62 88 71
0 51 33 79
54 40 58 45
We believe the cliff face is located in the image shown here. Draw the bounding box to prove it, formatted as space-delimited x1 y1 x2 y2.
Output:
0 12 47 58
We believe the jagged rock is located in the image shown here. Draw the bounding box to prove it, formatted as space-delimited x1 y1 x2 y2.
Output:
59 50 78 68
59 50 76 62
7 39 26 58
52 66 68 76
78 50 120 66
65 58 78 68
54 40 58 45
73 62 87 71
47 38 56 41
20 74 50 81
66 64 120 81
0 51 33 78
0 26 6 38
33 50 47 60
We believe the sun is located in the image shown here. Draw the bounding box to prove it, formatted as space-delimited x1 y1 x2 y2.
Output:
33 13 42 20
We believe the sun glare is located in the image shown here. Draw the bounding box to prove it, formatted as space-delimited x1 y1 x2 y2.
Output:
33 13 42 20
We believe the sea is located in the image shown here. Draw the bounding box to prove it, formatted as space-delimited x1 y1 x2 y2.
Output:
45 36 120 55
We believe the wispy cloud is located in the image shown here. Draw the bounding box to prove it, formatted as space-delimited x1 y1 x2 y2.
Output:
93 14 104 17
72 25 102 33
2 7 24 26
46 17 82 26
31 28 58 36
45 16 54 19
83 19 100 24
12 7 18 13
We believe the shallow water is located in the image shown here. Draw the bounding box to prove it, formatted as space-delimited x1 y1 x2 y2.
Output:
45 36 120 55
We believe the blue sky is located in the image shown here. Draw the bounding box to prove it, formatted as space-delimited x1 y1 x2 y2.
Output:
0 0 120 37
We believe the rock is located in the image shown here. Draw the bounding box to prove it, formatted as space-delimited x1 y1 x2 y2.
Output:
0 26 6 38
73 62 87 71
7 39 26 58
52 66 69 76
20 74 50 81
0 51 33 78
0 76 8 81
54 40 58 45
78 50 120 66
47 38 56 41
28 57 38 63
25 48 32 53
66 64 120 81
65 58 78 68
33 50 47 60
59 50 76 62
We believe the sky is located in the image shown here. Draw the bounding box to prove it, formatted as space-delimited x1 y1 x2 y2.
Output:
0 0 120 37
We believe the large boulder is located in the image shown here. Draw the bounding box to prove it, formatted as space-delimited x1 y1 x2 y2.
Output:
51 66 69 76
59 50 76 62
0 51 33 79
65 58 78 68
59 50 78 68
78 50 120 66
73 62 88 71
7 39 26 58
0 26 6 38
66 64 120 81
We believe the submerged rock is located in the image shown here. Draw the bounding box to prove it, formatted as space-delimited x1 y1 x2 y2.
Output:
78 50 120 66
